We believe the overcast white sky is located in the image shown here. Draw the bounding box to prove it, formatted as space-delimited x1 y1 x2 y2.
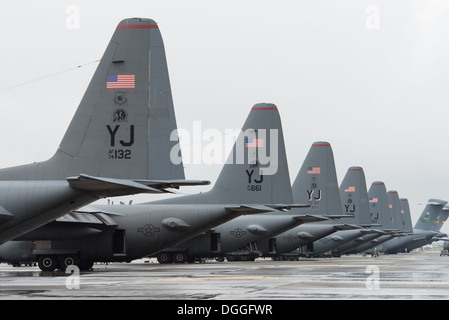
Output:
1 0 449 233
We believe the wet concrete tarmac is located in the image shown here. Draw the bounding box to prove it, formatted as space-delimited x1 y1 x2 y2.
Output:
0 251 448 300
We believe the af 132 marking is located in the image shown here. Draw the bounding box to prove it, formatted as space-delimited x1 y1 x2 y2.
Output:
106 124 134 159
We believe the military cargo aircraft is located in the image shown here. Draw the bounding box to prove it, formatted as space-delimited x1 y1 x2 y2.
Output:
327 188 405 256
144 106 326 263
0 18 209 246
294 167 385 257
256 142 362 260
353 197 413 254
377 199 448 254
0 104 307 270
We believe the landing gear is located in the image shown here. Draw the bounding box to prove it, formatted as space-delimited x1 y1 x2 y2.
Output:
59 255 80 271
156 252 193 264
156 252 172 264
173 252 188 264
37 254 93 271
38 255 58 272
226 254 256 262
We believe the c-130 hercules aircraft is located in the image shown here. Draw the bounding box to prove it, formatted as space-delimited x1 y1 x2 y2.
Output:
0 103 310 271
0 18 208 245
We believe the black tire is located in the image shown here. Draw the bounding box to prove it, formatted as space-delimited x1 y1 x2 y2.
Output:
59 255 80 271
157 252 172 264
173 252 187 264
38 256 58 272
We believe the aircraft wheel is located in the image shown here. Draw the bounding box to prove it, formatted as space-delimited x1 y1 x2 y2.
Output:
59 255 80 271
38 256 58 272
157 252 172 264
173 252 187 263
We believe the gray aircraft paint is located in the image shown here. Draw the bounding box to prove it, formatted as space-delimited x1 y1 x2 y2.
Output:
305 167 385 256
353 197 413 254
148 105 324 262
259 144 362 258
0 18 200 245
291 142 342 215
368 181 394 229
333 187 405 255
378 199 448 253
148 104 292 205
0 104 306 269
399 198 414 232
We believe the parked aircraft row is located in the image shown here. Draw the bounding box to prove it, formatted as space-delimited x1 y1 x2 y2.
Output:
0 18 446 272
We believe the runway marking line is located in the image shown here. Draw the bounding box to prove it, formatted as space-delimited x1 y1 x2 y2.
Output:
154 276 279 282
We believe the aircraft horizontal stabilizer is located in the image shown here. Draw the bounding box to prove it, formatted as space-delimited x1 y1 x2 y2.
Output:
58 210 118 226
358 223 383 228
0 205 13 223
324 215 355 219
264 203 311 211
292 215 329 223
72 205 124 216
225 205 277 215
133 178 211 189
225 203 311 215
360 229 383 234
433 237 449 241
333 224 362 231
67 174 210 197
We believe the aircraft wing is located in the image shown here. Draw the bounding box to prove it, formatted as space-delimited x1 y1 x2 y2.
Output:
67 174 210 196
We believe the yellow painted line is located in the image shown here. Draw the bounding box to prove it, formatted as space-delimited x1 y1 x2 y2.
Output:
281 264 342 267
154 276 279 282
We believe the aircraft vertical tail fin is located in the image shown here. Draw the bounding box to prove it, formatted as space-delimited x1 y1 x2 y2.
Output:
387 191 402 230
153 103 294 205
438 205 449 232
339 166 370 225
0 18 184 181
207 103 292 204
291 142 342 215
368 181 392 229
399 198 413 232
414 199 447 231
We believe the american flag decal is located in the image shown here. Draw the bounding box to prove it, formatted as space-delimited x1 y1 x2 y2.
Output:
344 186 355 193
245 137 264 148
107 74 135 89
307 167 320 175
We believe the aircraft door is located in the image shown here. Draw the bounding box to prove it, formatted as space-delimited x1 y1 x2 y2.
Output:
210 232 221 252
112 229 126 255
268 238 276 253
306 242 313 253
